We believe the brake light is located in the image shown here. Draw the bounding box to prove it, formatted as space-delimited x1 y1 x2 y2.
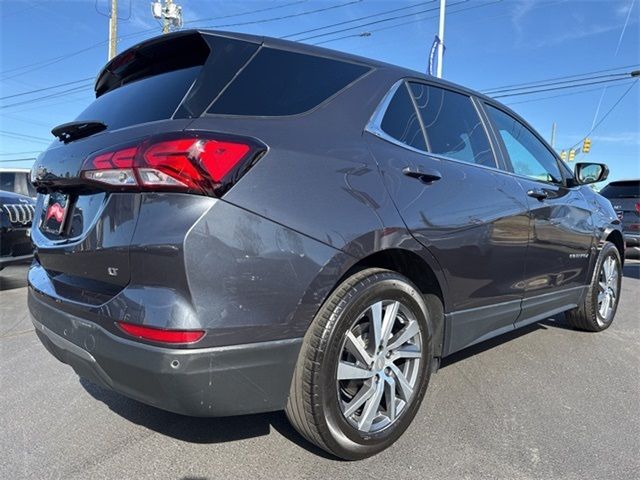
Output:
116 321 205 344
81 133 262 196
635 202 640 214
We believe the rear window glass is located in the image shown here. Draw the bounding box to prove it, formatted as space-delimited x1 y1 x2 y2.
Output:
409 83 495 167
600 181 640 198
208 48 369 116
75 66 201 131
380 84 427 151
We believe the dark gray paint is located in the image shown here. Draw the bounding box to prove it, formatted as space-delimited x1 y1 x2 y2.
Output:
28 30 624 416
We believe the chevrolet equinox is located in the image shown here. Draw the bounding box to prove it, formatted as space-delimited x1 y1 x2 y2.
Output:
29 30 624 460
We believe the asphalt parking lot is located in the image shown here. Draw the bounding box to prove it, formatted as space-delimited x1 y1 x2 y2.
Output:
1 262 639 480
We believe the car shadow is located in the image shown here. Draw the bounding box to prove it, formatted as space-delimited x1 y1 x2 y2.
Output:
440 312 587 368
623 260 639 279
0 263 30 291
79 378 337 460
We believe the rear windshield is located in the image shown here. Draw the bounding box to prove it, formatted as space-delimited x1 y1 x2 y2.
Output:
600 181 640 199
75 66 200 131
208 48 369 116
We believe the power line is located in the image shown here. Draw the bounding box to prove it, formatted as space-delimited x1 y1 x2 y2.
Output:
482 65 639 94
504 80 637 106
492 74 638 98
294 1 452 43
197 0 364 29
0 130 51 144
567 80 639 150
0 0 363 80
485 72 632 96
183 0 308 25
313 0 502 45
0 84 93 110
281 1 436 39
0 77 94 101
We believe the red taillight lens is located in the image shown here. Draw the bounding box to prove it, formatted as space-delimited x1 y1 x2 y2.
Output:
81 133 261 196
116 321 205 344
635 202 640 214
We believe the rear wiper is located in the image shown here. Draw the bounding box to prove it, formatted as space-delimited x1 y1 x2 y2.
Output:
51 120 107 143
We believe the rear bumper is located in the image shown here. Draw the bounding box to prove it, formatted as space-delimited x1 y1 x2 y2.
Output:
29 289 302 417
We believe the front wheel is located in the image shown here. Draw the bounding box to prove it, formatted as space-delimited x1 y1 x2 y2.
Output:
566 241 622 332
286 268 437 460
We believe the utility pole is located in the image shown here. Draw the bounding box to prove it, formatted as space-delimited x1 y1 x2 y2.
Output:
108 0 118 60
151 0 183 34
550 122 557 149
436 0 446 78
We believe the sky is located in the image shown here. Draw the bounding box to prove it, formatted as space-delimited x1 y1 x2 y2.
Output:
0 0 638 184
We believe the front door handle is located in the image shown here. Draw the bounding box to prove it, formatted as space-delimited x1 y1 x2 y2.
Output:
402 167 442 184
527 188 548 201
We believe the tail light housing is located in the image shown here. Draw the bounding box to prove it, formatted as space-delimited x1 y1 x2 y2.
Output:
635 202 640 214
81 132 265 196
116 321 205 344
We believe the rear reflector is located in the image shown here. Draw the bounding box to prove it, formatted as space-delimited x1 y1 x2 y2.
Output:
116 321 205 344
81 133 264 196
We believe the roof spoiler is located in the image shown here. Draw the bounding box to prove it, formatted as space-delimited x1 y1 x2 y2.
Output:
94 30 210 97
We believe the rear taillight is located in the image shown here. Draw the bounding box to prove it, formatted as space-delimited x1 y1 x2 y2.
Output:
635 202 640 214
81 133 263 196
116 321 205 344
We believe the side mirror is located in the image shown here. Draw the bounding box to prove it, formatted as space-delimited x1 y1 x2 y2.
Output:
574 162 609 185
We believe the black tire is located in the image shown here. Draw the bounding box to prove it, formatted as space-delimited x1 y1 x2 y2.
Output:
565 241 622 332
285 268 437 460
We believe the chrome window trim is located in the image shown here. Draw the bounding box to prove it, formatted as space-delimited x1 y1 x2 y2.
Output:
366 79 504 171
364 79 432 155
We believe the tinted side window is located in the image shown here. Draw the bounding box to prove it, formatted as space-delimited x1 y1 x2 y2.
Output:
485 105 562 184
209 48 369 116
409 83 495 167
379 84 427 151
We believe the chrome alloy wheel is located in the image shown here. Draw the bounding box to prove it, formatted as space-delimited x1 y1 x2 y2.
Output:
597 256 619 325
336 300 423 434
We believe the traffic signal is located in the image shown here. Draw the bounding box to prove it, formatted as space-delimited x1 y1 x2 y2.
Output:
568 149 576 161
582 138 591 153
560 150 567 160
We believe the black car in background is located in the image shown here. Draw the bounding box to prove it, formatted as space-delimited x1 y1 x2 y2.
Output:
28 30 624 459
0 190 35 271
601 179 640 258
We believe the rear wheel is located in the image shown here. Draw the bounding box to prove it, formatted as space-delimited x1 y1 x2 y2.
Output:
566 241 622 332
285 268 436 460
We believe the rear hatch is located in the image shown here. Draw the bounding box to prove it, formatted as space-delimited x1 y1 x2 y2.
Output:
30 31 262 301
600 180 640 233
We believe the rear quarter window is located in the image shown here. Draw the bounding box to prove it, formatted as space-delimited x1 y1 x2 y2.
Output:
208 48 369 116
379 84 427 151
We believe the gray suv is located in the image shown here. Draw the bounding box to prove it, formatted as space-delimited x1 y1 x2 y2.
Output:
29 30 624 459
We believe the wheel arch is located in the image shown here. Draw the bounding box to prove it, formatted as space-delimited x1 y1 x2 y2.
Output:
605 228 625 266
335 248 447 358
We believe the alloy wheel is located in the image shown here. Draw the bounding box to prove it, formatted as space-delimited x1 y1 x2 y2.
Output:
597 255 619 325
336 300 422 433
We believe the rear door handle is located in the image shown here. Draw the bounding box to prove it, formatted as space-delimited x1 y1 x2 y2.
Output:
527 189 548 201
402 167 442 184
